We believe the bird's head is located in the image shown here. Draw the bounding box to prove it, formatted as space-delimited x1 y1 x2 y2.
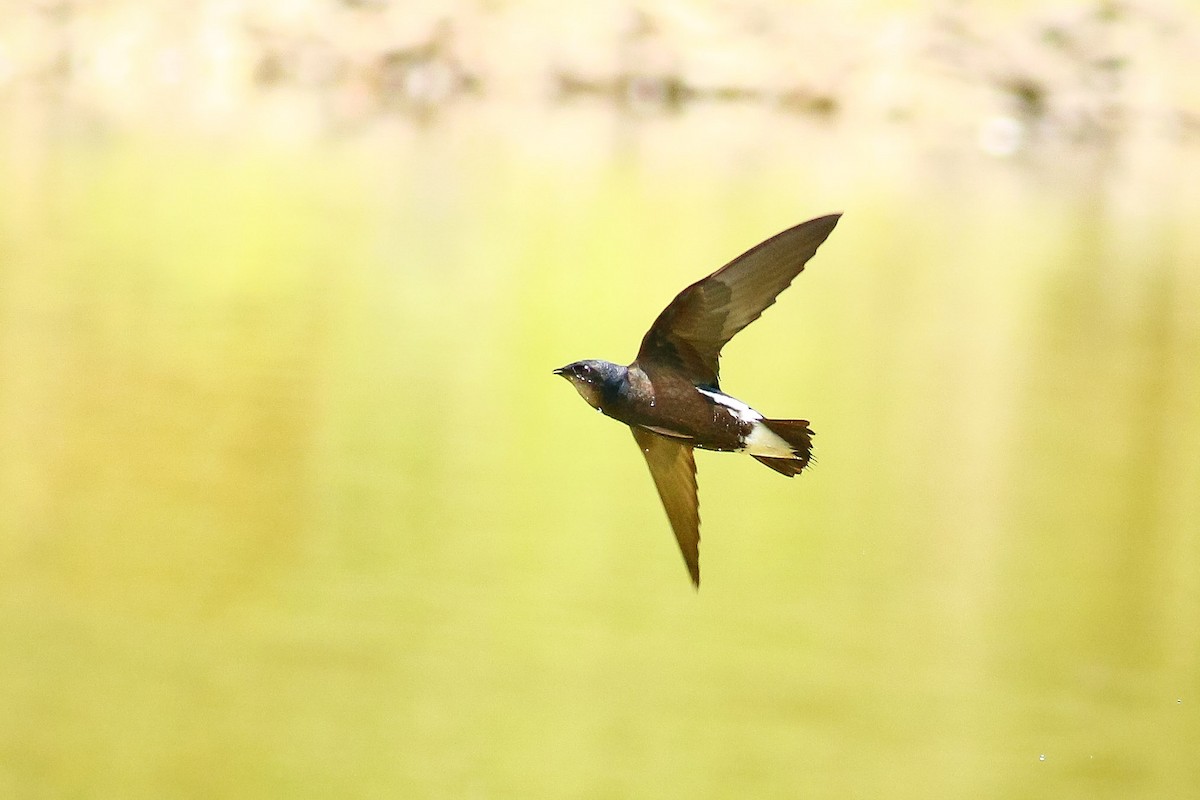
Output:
553 359 626 410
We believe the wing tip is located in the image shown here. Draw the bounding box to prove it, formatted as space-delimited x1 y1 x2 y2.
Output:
810 211 842 234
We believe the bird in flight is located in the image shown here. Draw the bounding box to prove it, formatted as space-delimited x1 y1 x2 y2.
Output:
554 213 841 586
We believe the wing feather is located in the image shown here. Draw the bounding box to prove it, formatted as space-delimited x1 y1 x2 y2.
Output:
636 214 840 385
631 427 700 587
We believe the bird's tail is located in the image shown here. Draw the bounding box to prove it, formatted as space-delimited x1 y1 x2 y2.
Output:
752 419 814 477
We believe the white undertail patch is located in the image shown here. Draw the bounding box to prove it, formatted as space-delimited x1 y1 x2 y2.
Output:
741 421 795 458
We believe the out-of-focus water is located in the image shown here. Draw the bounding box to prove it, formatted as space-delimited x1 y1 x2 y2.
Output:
1 100 1198 798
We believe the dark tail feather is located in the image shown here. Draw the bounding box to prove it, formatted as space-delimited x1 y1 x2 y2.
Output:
753 419 814 478
753 455 807 476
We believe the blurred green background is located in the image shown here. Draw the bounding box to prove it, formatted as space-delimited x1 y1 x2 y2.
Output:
1 1 1198 798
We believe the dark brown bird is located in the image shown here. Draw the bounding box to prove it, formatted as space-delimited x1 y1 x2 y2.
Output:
554 214 841 586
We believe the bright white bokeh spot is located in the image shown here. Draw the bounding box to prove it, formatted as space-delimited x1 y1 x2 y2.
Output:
978 115 1025 157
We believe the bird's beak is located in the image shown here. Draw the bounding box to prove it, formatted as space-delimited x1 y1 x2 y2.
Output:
552 367 567 377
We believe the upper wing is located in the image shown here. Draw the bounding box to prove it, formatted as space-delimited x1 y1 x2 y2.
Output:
631 426 701 587
636 214 841 386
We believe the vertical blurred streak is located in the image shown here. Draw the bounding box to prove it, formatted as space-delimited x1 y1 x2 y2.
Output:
1004 199 1199 664
0 132 62 569
1155 219 1200 675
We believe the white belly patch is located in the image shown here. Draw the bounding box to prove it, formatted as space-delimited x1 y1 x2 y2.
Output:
697 388 760 423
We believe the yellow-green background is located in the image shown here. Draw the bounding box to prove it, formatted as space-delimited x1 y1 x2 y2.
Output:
2 3 1199 798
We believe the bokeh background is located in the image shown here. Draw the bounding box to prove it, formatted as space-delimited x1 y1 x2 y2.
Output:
2 1 1198 797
